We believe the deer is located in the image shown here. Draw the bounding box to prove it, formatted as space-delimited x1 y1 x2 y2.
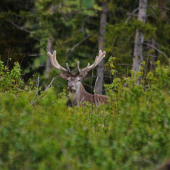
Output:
47 50 108 106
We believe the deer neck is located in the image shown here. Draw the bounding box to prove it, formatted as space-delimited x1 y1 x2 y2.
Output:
69 82 85 106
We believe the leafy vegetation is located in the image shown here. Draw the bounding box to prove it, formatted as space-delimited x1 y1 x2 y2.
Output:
0 60 170 170
1 0 170 169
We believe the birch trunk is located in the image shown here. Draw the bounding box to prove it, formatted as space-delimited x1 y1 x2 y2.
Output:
46 39 53 78
45 4 55 78
96 2 107 94
132 0 147 72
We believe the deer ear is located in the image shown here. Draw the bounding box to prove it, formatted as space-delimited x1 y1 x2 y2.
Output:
80 72 88 80
59 73 68 80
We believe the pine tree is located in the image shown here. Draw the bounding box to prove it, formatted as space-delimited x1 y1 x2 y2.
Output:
0 0 39 74
104 0 170 77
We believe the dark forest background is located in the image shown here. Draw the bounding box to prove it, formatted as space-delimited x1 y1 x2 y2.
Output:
1 0 170 93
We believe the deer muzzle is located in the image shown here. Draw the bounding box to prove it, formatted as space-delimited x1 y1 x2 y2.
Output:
68 85 76 92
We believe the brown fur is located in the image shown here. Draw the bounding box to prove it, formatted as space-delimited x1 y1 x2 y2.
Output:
70 82 108 106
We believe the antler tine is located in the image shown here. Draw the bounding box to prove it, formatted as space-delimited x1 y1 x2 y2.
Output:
66 63 71 73
76 50 106 76
47 50 72 75
76 62 90 75
77 62 80 73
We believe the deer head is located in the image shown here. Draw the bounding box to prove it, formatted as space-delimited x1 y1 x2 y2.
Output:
47 50 106 93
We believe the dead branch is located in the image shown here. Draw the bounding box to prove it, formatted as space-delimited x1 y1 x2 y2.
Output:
29 65 46 68
82 15 91 33
28 54 45 56
31 77 56 105
68 34 96 52
94 77 99 106
143 43 169 60
117 64 132 66
35 76 39 96
10 21 33 33
126 7 139 22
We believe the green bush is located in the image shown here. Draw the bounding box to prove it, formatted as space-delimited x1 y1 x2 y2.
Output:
0 61 170 170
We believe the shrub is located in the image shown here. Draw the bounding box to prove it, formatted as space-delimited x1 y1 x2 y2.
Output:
0 61 170 169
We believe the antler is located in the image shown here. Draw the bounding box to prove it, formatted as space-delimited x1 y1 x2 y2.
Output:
47 50 73 76
76 50 106 76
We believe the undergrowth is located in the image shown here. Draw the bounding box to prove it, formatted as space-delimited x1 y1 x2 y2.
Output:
0 60 170 170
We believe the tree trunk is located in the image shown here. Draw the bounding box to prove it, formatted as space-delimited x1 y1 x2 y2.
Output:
46 39 53 78
96 2 107 94
132 0 147 72
45 4 55 78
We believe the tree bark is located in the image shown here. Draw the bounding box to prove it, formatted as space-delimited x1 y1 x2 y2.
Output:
96 2 107 94
46 39 53 78
45 4 55 78
132 0 147 72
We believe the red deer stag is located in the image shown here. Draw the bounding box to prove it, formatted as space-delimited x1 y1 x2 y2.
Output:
47 50 108 106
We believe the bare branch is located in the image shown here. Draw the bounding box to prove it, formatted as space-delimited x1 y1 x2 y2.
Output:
35 77 39 96
29 65 46 68
82 75 111 81
80 97 84 103
144 40 161 47
44 77 56 92
82 83 93 89
126 7 139 22
28 54 45 56
126 13 138 17
144 54 157 58
143 43 169 60
94 77 99 106
117 64 132 66
31 77 56 105
82 76 97 81
149 5 170 11
148 8 158 19
68 34 96 52
82 15 91 33
10 21 33 33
